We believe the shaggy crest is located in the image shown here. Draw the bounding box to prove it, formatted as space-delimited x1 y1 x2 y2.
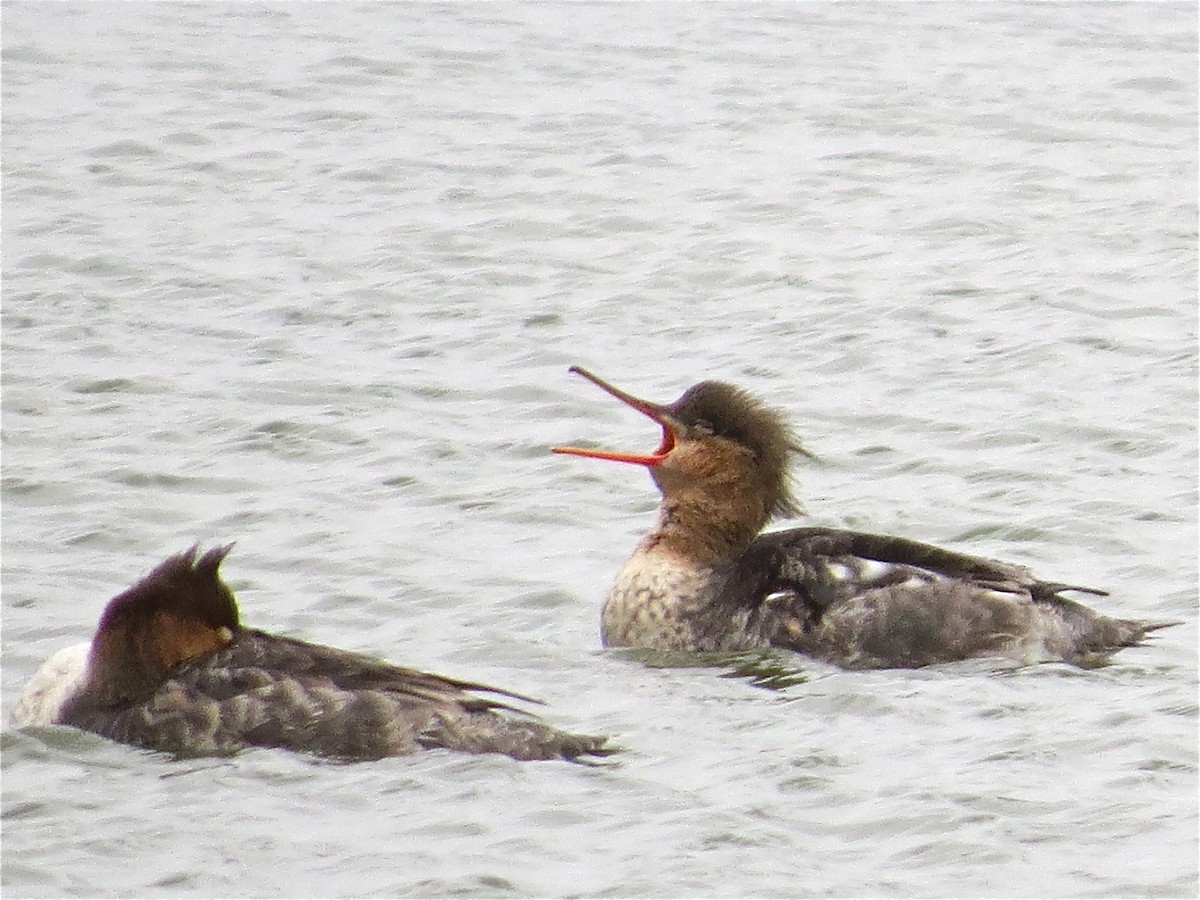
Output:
669 380 808 518
96 544 239 636
86 544 239 706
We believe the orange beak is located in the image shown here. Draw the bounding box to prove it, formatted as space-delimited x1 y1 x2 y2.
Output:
551 367 678 467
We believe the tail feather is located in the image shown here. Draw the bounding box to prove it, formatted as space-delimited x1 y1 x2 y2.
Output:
420 712 616 762
1031 581 1109 601
1112 617 1181 649
1134 619 1183 637
1053 599 1181 657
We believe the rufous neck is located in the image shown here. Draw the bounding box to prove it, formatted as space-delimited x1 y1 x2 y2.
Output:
641 495 766 567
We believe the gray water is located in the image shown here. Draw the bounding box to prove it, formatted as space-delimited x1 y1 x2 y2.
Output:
2 3 1196 898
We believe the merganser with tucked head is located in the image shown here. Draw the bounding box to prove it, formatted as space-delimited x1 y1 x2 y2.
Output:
553 366 1174 668
10 546 611 762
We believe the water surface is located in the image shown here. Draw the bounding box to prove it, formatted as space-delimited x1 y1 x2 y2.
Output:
2 4 1196 897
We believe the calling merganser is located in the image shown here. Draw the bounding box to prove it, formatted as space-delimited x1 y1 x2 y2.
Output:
553 366 1174 668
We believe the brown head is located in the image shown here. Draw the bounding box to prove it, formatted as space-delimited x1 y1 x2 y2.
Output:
553 367 808 559
82 545 240 708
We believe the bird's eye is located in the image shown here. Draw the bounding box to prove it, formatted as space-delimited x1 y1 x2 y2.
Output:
693 419 714 436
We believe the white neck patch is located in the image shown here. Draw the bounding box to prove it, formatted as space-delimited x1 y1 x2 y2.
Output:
10 643 92 727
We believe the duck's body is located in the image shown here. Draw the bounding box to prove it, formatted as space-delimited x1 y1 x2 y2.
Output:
11 547 611 762
601 525 1157 667
554 367 1172 668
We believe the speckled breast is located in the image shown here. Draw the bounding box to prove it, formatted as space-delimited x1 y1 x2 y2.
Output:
600 551 768 653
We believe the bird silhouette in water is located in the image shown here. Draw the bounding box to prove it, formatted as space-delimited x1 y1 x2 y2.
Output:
553 366 1175 668
12 546 612 762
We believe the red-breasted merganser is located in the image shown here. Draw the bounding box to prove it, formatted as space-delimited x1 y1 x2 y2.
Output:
553 367 1175 668
10 546 612 761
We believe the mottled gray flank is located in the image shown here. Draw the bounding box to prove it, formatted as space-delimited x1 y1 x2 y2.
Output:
67 628 610 762
602 507 1167 665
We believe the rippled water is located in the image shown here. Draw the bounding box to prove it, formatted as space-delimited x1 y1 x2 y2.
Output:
2 4 1196 898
